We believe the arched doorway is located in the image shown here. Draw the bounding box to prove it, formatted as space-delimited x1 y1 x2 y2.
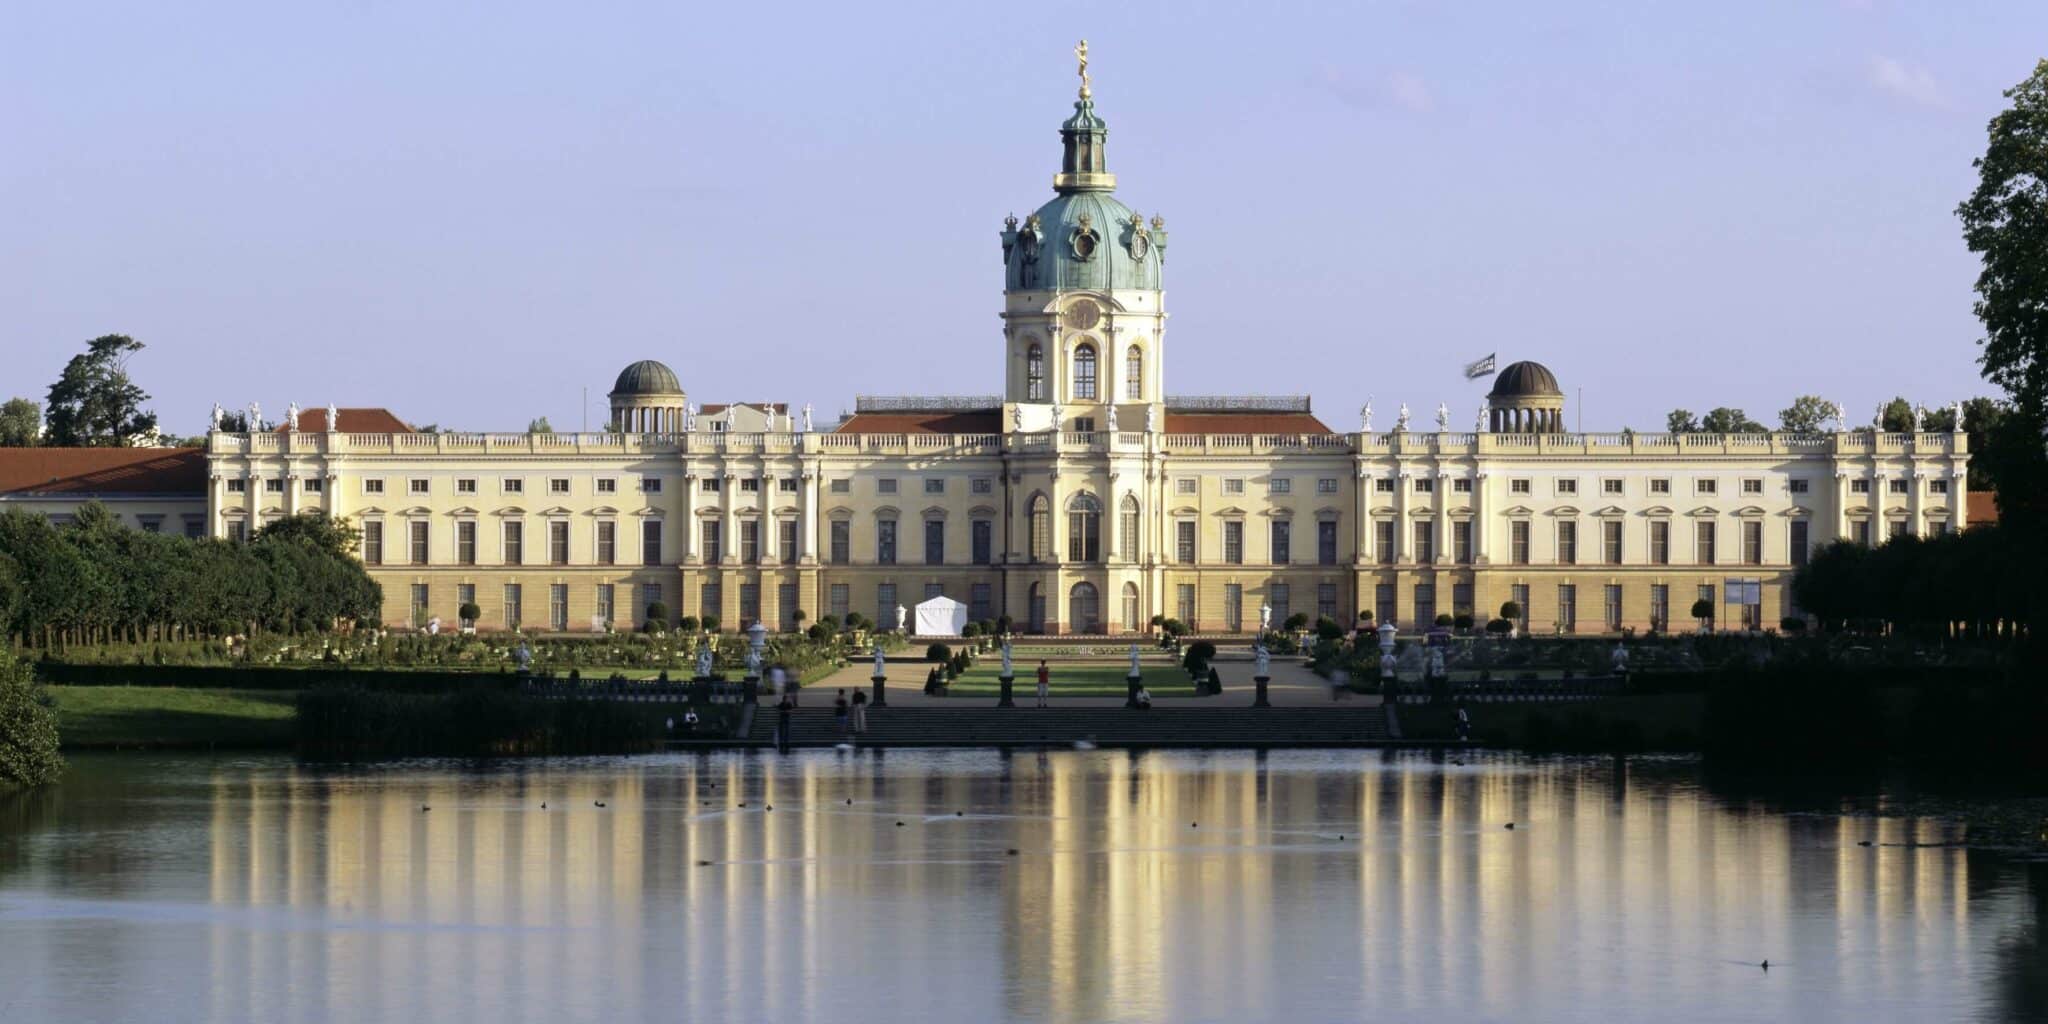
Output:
1122 582 1140 632
1068 582 1100 635
1027 582 1046 634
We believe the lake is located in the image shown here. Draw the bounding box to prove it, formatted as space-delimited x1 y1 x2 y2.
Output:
1 750 2042 1023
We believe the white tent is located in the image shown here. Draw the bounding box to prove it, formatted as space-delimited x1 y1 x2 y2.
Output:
913 595 969 636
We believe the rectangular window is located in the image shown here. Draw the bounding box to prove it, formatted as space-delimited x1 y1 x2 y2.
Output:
1223 478 1245 495
1888 519 1907 540
410 520 430 564
1649 478 1670 495
1176 478 1197 495
1453 478 1472 494
1602 520 1622 564
229 521 248 544
1853 519 1872 546
1223 584 1243 632
1120 506 1139 560
1375 583 1397 628
1452 583 1474 621
970 583 994 623
830 478 851 494
877 520 897 565
502 521 523 564
779 477 799 493
1651 520 1671 565
925 519 945 564
185 519 203 539
1413 520 1434 564
596 521 616 565
1509 479 1531 495
1604 584 1622 632
362 521 384 565
1851 479 1870 494
740 520 760 564
363 478 384 495
878 478 898 495
972 477 994 495
1510 584 1529 632
550 521 569 565
1176 520 1196 564
1223 521 1244 564
1414 478 1434 494
1318 521 1339 565
265 477 284 494
700 583 722 623
1376 520 1396 565
412 584 430 626
1789 479 1808 494
780 520 799 564
1557 584 1577 633
1650 584 1669 632
1789 520 1810 567
1602 479 1624 495
1177 584 1196 626
1697 584 1715 629
1556 520 1577 565
1696 479 1717 495
549 478 570 495
1269 583 1291 630
1887 479 1909 495
1318 582 1339 622
595 584 614 626
1696 521 1717 564
924 478 945 495
1930 479 1950 495
972 520 993 565
502 478 523 495
1067 507 1100 562
640 583 663 627
641 520 662 565
1742 520 1763 565
504 584 523 630
1269 477 1292 495
777 584 799 630
1270 520 1291 564
701 521 722 563
739 477 759 493
408 478 429 495
1318 478 1339 494
1741 478 1763 495
1412 583 1435 631
456 584 476 627
1454 520 1473 564
302 478 323 494
549 584 568 631
457 520 477 565
1375 478 1397 494
829 583 850 621
596 478 616 494
739 584 760 627
1510 520 1530 565
876 583 896 631
1556 478 1577 496
831 521 850 564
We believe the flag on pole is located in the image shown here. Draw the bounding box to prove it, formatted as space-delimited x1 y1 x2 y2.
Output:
1463 353 1497 380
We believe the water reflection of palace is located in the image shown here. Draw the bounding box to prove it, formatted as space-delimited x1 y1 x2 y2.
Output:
182 752 1993 1022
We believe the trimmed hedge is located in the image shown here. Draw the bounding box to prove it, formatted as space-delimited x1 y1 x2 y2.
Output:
35 661 519 692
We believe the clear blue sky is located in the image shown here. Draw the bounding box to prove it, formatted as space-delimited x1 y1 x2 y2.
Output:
5 1 2044 434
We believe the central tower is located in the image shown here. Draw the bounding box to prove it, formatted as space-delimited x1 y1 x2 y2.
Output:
999 41 1169 434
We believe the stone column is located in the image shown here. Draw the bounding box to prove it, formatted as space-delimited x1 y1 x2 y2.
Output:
1353 465 1371 564
1434 472 1450 565
1833 470 1849 543
1393 470 1410 563
760 471 776 564
680 469 698 563
1473 472 1490 565
721 472 738 564
800 469 818 563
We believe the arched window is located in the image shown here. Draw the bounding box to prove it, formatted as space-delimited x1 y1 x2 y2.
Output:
1125 345 1143 401
1067 493 1101 562
1068 582 1100 634
1120 494 1141 560
1122 582 1141 632
1026 343 1045 401
1029 494 1051 561
1073 343 1097 400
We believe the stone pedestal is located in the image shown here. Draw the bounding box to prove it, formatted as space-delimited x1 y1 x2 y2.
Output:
1253 675 1270 708
1126 673 1142 708
871 674 887 708
998 674 1015 708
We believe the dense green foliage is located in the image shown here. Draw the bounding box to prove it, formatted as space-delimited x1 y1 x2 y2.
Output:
0 397 40 447
1793 527 2033 638
296 687 670 759
0 648 64 786
43 335 157 446
0 504 380 647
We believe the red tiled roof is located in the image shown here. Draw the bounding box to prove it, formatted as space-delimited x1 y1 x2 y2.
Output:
272 408 412 434
836 411 1003 434
1967 491 1998 528
1163 412 1334 435
0 447 207 497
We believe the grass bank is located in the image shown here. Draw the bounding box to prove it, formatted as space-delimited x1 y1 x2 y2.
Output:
48 686 298 749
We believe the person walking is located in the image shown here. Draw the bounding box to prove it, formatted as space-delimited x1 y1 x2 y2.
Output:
834 689 850 736
774 696 794 753
850 688 868 735
1035 660 1051 709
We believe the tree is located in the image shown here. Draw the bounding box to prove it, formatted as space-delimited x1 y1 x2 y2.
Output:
1666 409 1700 433
1498 600 1522 622
0 647 64 788
1960 60 2048 421
0 398 40 446
1777 395 1833 435
216 410 249 433
1701 407 1766 434
1875 396 1916 434
528 417 553 434
43 335 157 447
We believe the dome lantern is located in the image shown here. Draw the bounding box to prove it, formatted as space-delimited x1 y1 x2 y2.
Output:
607 359 687 435
1486 361 1566 434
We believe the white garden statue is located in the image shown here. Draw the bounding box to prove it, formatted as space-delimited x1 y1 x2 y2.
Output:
1254 640 1270 679
1435 402 1449 432
210 403 224 431
1128 643 1141 676
895 604 907 633
744 645 762 678
872 641 886 678
326 402 339 431
802 403 814 432
1106 404 1119 433
1259 601 1272 631
695 644 715 679
1396 404 1411 432
1001 638 1013 676
248 402 263 431
286 402 300 432
1359 399 1373 432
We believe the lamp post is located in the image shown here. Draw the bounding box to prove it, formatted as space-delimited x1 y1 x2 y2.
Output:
1376 620 1398 702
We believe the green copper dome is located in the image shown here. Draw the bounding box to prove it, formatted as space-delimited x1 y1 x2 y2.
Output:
610 359 683 397
1000 82 1167 292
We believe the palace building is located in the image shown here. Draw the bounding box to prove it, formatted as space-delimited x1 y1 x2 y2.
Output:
9 54 1973 637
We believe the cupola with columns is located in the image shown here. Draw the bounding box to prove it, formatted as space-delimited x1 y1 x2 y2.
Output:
609 359 688 433
1486 360 1567 434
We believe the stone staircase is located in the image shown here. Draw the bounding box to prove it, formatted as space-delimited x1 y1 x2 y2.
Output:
737 707 1396 748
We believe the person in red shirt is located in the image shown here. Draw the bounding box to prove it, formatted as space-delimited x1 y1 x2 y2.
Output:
1035 661 1051 708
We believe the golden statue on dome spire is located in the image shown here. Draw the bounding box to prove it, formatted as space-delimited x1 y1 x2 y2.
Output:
1076 39 1091 99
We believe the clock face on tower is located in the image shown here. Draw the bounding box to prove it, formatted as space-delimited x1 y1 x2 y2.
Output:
1065 300 1101 330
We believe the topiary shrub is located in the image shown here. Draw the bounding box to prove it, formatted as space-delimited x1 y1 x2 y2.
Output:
1283 612 1310 632
807 623 832 641
1453 612 1475 632
1434 613 1454 627
1316 617 1344 641
0 649 62 788
1780 616 1806 633
677 615 698 633
701 615 721 633
1485 618 1513 636
962 623 980 638
996 614 1014 635
926 642 952 664
1183 640 1218 675
1160 618 1189 638
644 603 670 632
458 602 482 625
1499 600 1522 622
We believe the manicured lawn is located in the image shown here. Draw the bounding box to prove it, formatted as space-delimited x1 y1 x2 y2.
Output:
47 686 300 749
938 664 1204 698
